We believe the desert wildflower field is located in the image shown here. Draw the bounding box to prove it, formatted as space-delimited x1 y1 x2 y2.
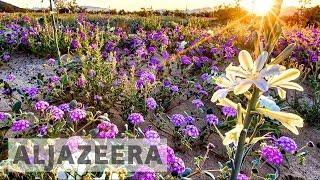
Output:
0 0 320 179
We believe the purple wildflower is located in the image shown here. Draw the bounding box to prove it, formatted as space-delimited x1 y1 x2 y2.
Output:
50 75 60 84
192 99 204 109
144 129 160 145
128 113 144 124
185 115 195 123
146 98 157 110
169 156 185 175
6 73 15 81
34 101 50 112
181 55 191 65
237 173 249 180
47 58 55 66
96 121 119 138
94 95 102 101
88 69 96 78
37 125 48 136
277 136 298 154
222 106 237 118
2 54 11 62
136 79 144 90
76 75 87 88
184 125 200 138
70 39 80 49
201 73 210 81
261 145 283 165
48 106 64 120
205 114 219 125
140 72 156 84
158 145 175 164
163 80 171 88
24 86 39 98
170 85 179 92
58 103 70 112
0 112 7 121
162 51 170 60
11 119 31 133
133 166 156 180
69 108 87 122
171 114 185 127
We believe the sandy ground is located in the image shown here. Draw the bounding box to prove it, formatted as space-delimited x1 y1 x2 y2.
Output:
1 54 320 179
0 53 55 111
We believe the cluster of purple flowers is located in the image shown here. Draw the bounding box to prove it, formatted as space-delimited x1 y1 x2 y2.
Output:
23 86 39 98
0 112 7 122
69 108 87 122
277 136 298 154
205 114 219 125
261 145 283 165
76 75 87 88
11 119 31 133
221 106 237 118
144 129 161 145
48 106 65 120
34 101 50 112
96 121 119 138
192 99 204 109
128 113 144 124
157 145 185 175
237 173 249 180
133 166 156 180
183 125 200 138
37 125 48 136
6 73 15 81
170 114 186 127
145 97 157 110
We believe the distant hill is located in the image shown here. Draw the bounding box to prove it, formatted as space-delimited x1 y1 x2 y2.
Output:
0 0 25 12
81 6 109 12
280 6 299 16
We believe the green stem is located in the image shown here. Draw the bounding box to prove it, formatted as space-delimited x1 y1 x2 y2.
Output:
230 88 260 179
49 0 61 66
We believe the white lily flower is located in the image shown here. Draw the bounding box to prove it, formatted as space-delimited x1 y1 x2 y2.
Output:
226 50 282 94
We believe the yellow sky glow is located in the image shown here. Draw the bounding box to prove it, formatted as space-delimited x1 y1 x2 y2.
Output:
2 0 320 10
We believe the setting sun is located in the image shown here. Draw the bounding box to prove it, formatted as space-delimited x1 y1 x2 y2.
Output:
240 0 274 16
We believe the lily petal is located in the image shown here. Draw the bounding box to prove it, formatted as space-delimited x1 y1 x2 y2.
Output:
257 108 303 135
223 124 244 145
239 50 253 71
277 87 286 99
226 65 249 78
211 89 229 102
253 51 268 72
268 69 300 85
276 82 304 91
260 65 281 78
254 78 269 92
215 77 233 88
234 80 253 95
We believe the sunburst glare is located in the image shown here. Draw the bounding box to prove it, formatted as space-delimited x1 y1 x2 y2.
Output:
240 0 274 16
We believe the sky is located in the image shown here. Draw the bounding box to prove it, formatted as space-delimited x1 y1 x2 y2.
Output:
2 0 320 11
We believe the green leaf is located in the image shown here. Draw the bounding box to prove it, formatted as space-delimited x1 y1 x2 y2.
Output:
202 171 215 179
12 101 22 114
